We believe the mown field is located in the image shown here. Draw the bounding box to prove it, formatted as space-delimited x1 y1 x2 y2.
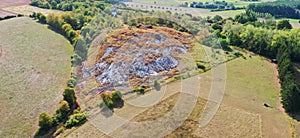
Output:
132 0 265 8
0 0 31 17
0 17 73 137
126 1 244 18
3 5 63 16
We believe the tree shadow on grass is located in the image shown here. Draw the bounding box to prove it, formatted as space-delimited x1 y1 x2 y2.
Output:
99 100 124 118
100 106 114 118
114 99 124 109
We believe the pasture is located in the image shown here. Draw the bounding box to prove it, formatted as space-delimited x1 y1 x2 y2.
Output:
0 17 73 137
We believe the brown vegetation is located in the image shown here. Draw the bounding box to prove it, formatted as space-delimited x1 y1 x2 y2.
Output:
94 25 194 91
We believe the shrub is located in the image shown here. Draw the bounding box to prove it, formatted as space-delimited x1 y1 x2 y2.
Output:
71 54 83 66
134 87 145 94
196 62 206 70
101 92 114 109
38 112 55 131
174 76 181 80
67 78 77 88
111 90 122 103
65 110 87 128
234 52 242 57
154 80 161 91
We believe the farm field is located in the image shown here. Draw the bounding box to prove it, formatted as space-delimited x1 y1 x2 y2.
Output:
61 47 298 137
126 2 245 18
125 2 244 18
132 0 263 7
3 5 63 16
0 0 31 17
199 9 244 18
0 17 73 137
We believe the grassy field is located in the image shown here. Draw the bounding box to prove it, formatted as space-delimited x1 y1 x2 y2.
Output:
126 1 244 18
132 0 263 8
62 45 299 137
0 17 73 137
0 0 31 17
200 9 244 18
3 5 63 16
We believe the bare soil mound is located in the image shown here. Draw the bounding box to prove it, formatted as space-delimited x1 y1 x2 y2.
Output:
93 25 194 92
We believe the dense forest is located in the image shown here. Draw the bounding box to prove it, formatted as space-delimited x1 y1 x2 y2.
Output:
30 0 107 11
248 1 300 19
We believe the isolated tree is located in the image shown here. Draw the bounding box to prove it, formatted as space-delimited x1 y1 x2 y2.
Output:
63 87 77 108
277 20 292 30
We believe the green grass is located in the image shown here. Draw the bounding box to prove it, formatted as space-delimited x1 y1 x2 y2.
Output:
129 0 245 18
0 17 73 137
201 9 244 17
276 18 300 23
132 0 181 6
225 51 279 106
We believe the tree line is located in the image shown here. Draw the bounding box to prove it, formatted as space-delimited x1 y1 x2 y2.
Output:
126 17 190 33
36 87 87 137
30 0 111 66
30 0 106 12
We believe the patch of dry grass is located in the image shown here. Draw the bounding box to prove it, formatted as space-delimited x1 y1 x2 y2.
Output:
3 5 63 16
0 17 72 137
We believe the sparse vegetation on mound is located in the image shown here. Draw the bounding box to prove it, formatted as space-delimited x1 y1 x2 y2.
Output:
92 25 197 92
